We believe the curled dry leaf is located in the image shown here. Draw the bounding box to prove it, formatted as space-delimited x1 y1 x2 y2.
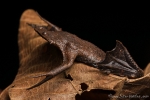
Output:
144 63 150 76
0 9 150 100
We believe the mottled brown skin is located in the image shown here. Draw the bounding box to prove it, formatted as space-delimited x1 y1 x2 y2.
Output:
27 23 106 89
27 14 144 89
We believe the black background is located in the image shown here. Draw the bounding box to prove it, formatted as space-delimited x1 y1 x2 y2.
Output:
0 3 150 90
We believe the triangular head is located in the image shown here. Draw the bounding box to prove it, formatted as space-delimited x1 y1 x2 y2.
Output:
98 40 144 79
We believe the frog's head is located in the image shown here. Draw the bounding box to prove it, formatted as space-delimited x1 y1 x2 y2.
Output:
27 23 48 34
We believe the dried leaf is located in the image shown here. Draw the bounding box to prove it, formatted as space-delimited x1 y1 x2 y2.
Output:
144 63 150 76
0 9 150 100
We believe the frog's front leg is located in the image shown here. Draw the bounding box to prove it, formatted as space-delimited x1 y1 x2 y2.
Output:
27 46 78 89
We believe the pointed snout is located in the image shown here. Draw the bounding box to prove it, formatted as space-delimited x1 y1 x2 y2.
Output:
27 23 36 28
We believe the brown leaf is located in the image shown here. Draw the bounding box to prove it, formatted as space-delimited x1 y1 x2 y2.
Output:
144 63 150 76
0 9 150 100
